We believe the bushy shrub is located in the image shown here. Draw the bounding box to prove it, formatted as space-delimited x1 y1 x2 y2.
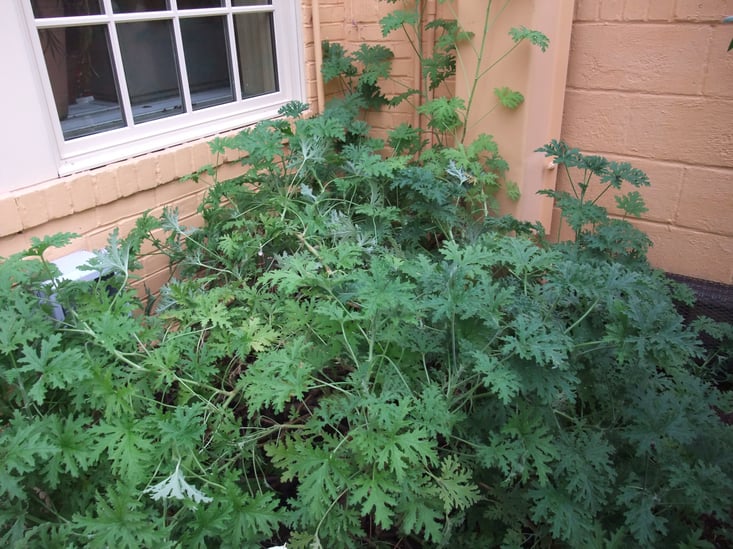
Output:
2 101 732 547
3 3 732 546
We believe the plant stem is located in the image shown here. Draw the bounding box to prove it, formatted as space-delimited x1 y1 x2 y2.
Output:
459 0 496 143
590 183 614 206
564 298 599 335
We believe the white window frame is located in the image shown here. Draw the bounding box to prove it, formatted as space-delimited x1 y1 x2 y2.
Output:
22 0 305 177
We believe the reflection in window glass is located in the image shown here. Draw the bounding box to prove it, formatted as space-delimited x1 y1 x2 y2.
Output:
29 0 296 149
231 1 271 6
31 0 102 18
181 17 234 110
233 12 278 98
117 20 185 124
177 0 222 8
38 25 126 140
113 0 168 13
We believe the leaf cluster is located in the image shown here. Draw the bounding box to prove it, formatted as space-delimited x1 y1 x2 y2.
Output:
537 140 653 266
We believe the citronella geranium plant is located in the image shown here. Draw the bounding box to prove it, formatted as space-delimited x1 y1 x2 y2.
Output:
4 96 731 547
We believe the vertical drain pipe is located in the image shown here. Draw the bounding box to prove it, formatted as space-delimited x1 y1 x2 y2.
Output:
311 0 326 114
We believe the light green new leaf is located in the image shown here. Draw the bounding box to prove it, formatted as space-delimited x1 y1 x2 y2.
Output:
494 87 525 110
431 455 480 512
418 97 466 133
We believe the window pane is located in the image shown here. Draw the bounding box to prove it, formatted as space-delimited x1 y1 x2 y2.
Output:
180 17 234 110
32 0 102 18
232 1 271 5
113 0 168 13
117 20 184 124
233 12 278 98
177 0 223 8
39 25 126 140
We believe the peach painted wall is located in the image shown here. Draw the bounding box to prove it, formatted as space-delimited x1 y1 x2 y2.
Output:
455 0 575 230
559 0 733 283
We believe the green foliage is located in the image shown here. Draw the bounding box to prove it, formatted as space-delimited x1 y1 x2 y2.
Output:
3 94 732 548
322 0 549 149
418 96 465 135
494 86 525 110
321 41 392 110
316 1 550 219
537 140 653 265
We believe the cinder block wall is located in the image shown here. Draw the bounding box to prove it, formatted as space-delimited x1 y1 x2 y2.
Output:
558 0 733 284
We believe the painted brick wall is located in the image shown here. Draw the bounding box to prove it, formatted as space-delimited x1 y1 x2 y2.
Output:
0 0 430 295
559 0 733 283
0 136 251 293
319 0 445 140
0 1 322 293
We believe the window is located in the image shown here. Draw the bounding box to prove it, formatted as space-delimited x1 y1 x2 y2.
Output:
25 0 304 175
